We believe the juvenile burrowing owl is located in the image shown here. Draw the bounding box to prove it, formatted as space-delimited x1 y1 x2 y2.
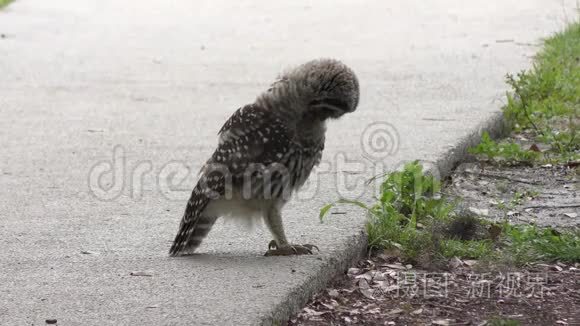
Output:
169 58 359 256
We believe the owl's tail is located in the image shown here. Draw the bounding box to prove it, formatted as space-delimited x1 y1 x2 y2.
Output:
169 186 215 256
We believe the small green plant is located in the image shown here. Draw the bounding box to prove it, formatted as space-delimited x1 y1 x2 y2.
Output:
0 0 14 8
476 22 580 165
440 239 494 259
320 161 455 262
321 162 580 266
488 317 521 326
496 190 538 214
509 190 535 206
469 132 541 165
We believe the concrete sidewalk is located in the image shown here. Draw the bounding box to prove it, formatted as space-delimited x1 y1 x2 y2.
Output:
0 0 575 324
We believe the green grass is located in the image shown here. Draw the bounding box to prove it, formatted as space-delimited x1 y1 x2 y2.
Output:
321 162 579 266
469 131 541 165
501 223 580 264
322 161 456 264
440 239 493 259
0 0 14 9
488 318 521 326
471 22 580 165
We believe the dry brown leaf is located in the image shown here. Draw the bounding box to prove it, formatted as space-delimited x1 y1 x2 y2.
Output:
449 257 463 269
382 263 406 270
432 319 454 325
303 307 327 317
347 268 361 276
386 308 404 315
411 308 423 315
328 289 339 297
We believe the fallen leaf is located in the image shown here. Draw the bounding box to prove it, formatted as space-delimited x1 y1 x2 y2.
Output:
449 257 463 269
529 144 541 152
358 278 370 289
551 265 563 272
368 307 381 314
381 263 406 270
372 272 387 281
381 284 400 293
355 271 374 281
469 207 489 216
358 279 375 299
320 302 335 310
432 319 453 325
303 307 327 317
347 268 361 276
411 308 423 315
463 260 478 267
387 308 404 315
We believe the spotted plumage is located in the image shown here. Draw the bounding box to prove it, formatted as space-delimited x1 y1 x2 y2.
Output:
169 58 359 256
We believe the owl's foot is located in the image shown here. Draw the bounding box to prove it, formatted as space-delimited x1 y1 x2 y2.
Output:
264 240 319 256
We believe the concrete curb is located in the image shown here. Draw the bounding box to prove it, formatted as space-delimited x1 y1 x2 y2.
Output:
261 110 509 325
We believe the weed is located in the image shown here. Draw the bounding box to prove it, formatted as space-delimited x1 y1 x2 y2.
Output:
501 224 580 264
469 132 540 165
321 162 579 266
472 22 580 165
440 239 494 259
488 317 521 326
320 161 455 263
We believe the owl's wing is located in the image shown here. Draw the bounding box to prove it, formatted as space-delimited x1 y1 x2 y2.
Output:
216 104 293 166
170 104 295 256
200 104 299 199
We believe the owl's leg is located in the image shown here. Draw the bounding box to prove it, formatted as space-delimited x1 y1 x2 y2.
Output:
263 204 319 256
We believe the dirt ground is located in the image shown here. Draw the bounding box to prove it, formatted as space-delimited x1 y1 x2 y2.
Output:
445 162 579 230
290 255 580 326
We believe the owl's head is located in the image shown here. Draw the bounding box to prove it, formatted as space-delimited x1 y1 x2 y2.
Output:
271 59 360 120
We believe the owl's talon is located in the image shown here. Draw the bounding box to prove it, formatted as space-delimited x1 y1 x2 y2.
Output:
302 244 319 252
264 243 318 256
